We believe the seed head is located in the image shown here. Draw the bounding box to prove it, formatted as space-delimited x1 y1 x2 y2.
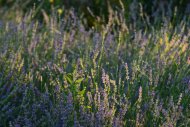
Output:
138 86 142 103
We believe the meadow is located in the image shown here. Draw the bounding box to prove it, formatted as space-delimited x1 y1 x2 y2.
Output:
0 1 190 127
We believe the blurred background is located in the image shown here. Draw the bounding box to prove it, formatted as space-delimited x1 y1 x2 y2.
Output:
0 0 190 27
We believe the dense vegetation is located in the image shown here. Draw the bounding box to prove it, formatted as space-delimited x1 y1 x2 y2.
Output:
0 0 190 126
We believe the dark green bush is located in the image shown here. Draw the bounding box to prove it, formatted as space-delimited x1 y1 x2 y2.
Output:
0 0 190 27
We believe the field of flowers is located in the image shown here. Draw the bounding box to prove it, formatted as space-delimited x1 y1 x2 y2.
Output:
0 1 190 127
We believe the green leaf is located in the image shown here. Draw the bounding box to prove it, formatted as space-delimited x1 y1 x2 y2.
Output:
65 73 73 84
86 106 91 109
75 77 84 84
78 87 86 96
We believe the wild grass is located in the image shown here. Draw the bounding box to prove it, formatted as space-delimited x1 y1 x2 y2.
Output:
0 2 190 127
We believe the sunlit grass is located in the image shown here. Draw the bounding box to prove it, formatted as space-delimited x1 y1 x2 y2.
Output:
0 3 190 127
